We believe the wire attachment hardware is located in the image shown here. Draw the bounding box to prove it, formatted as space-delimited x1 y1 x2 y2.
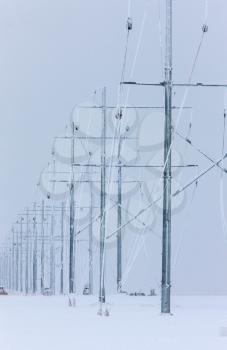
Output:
127 17 133 31
202 24 208 33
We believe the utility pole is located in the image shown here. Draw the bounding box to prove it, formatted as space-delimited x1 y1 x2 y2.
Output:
50 208 55 294
99 87 107 305
8 241 12 291
88 180 93 295
12 227 15 291
69 122 75 294
117 136 122 292
16 227 19 292
41 200 45 294
29 212 33 293
50 153 56 295
20 217 24 293
25 209 29 294
60 201 65 295
121 0 225 314
32 203 37 294
4 248 8 289
161 0 172 314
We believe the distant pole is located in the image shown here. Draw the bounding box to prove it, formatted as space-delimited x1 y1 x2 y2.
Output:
8 241 12 291
29 212 33 293
4 248 8 289
32 203 37 294
41 200 45 294
0 250 1 286
25 209 29 295
60 201 65 295
12 227 15 291
50 208 55 294
20 217 24 293
16 227 19 292
161 0 172 314
117 136 122 293
88 180 93 295
99 87 107 304
69 122 75 294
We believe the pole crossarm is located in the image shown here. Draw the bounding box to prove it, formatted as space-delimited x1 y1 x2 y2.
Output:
122 81 227 88
54 136 137 140
72 163 198 168
173 83 227 88
50 180 142 184
77 105 192 109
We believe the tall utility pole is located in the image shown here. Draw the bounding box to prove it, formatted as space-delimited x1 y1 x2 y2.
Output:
32 203 37 294
50 154 56 294
161 0 172 314
60 201 65 295
121 0 225 314
69 122 75 294
88 180 93 295
20 217 23 293
50 208 55 294
41 200 45 294
99 87 107 305
117 136 122 292
25 209 29 294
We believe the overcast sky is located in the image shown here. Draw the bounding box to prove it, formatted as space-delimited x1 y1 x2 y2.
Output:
1 0 227 294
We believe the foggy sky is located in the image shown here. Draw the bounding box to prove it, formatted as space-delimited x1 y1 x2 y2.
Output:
1 0 227 294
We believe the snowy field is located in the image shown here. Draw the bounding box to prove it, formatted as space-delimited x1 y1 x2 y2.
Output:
1 295 227 350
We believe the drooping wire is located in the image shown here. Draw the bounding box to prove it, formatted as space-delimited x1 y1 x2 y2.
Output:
219 89 227 241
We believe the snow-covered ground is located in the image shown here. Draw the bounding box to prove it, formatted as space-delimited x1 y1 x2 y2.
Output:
1 295 227 350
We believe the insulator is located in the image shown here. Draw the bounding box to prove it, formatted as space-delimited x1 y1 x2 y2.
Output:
127 17 133 31
202 24 208 33
115 109 123 120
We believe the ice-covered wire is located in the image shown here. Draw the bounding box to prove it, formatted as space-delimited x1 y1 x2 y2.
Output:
220 90 227 241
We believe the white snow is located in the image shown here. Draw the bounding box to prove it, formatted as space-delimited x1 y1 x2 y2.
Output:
1 295 227 350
